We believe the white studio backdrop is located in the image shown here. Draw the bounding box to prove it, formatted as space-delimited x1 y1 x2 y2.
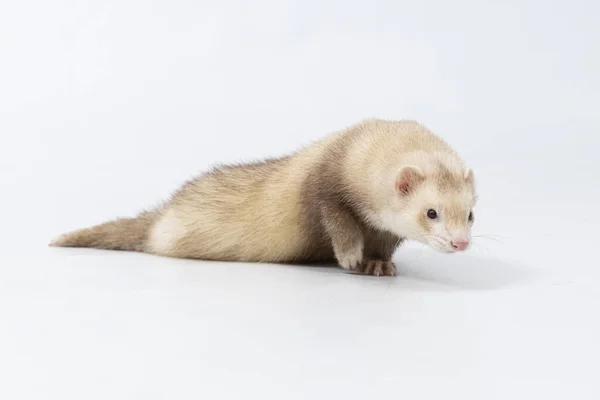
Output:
1 1 599 399
1 0 597 263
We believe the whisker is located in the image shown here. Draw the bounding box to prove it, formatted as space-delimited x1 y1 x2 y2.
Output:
471 243 490 256
473 235 503 244
412 234 438 241
473 233 505 239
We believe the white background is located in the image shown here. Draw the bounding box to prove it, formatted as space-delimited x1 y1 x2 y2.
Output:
1 0 599 399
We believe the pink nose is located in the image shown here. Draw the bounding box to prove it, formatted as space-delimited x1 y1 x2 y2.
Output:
451 240 469 251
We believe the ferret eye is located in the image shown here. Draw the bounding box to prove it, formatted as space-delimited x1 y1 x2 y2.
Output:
427 209 438 220
468 211 474 222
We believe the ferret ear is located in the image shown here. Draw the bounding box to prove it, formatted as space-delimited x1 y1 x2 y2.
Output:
464 168 475 185
396 165 425 196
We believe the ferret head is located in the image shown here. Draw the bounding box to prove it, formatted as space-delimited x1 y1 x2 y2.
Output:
376 161 477 253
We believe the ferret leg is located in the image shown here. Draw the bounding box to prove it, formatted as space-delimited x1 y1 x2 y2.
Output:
320 203 364 271
364 232 402 261
358 232 402 276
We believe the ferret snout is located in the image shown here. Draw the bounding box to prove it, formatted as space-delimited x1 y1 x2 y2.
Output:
451 239 470 251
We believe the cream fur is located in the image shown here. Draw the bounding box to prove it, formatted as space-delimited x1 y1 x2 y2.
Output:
51 118 477 273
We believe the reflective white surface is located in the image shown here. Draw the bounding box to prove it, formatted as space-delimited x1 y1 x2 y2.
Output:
2 225 599 399
1 0 599 399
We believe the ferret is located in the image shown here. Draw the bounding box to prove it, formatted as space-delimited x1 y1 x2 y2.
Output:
50 119 477 277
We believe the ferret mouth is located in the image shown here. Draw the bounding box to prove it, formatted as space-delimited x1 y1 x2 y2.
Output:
435 245 456 253
425 236 456 253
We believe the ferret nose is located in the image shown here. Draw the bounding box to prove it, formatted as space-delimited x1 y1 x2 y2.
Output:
451 240 469 251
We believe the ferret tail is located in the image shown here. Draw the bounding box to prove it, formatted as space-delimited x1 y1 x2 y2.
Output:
49 211 157 252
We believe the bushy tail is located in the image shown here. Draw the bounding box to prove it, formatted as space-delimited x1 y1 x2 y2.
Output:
49 211 156 252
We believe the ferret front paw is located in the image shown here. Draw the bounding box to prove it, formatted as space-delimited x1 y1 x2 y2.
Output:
336 246 363 271
357 260 397 277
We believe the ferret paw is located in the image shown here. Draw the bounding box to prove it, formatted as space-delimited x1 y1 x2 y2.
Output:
358 260 397 277
337 246 363 271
